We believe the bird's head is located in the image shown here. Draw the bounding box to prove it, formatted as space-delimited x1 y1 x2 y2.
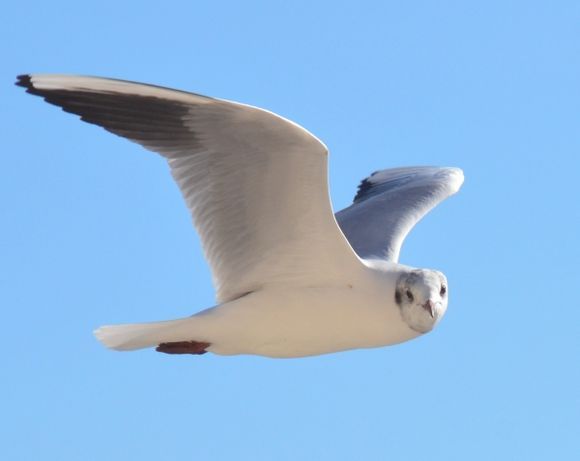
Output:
395 269 448 333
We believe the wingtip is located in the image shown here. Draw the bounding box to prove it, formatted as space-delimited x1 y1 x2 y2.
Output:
15 74 33 89
443 167 464 193
353 166 464 204
446 166 464 177
15 74 45 97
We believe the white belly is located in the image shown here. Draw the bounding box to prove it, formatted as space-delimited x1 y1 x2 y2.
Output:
200 283 419 358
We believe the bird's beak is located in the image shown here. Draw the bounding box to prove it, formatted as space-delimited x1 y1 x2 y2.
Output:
422 300 435 318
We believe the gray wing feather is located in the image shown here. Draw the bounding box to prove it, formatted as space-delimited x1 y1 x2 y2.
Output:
335 167 464 262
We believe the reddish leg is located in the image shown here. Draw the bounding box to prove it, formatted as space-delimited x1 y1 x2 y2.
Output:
156 341 211 355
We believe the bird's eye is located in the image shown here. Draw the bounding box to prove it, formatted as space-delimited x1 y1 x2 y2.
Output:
440 285 447 296
405 289 414 301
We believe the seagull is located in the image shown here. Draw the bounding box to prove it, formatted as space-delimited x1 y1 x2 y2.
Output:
17 74 464 358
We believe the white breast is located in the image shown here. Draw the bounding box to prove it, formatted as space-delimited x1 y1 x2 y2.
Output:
201 273 419 358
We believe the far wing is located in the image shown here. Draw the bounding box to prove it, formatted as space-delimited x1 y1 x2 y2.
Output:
335 167 464 262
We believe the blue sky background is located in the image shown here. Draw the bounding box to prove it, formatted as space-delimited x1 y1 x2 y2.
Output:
2 1 578 460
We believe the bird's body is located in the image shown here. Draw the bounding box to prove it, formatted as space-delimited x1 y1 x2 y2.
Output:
17 74 463 358
97 261 419 358
196 279 412 358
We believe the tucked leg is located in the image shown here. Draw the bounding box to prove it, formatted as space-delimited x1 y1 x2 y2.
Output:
156 341 211 355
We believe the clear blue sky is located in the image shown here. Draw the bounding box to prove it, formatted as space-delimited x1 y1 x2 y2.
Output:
2 1 578 460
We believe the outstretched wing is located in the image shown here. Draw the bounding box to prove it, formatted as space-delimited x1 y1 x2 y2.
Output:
335 166 463 262
18 74 361 302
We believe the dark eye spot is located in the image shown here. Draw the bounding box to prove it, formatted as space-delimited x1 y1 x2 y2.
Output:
440 285 447 296
395 290 402 304
405 289 414 302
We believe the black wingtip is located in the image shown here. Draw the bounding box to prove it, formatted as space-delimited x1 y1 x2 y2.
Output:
16 74 48 97
15 74 32 89
15 74 43 96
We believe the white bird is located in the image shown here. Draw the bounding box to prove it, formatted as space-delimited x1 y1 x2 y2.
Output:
17 74 464 358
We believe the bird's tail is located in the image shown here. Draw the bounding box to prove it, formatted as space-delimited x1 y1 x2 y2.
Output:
93 316 206 351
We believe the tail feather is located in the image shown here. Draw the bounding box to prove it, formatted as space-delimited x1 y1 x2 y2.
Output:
94 317 204 351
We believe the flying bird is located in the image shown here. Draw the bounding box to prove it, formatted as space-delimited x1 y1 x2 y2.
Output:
17 74 464 358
